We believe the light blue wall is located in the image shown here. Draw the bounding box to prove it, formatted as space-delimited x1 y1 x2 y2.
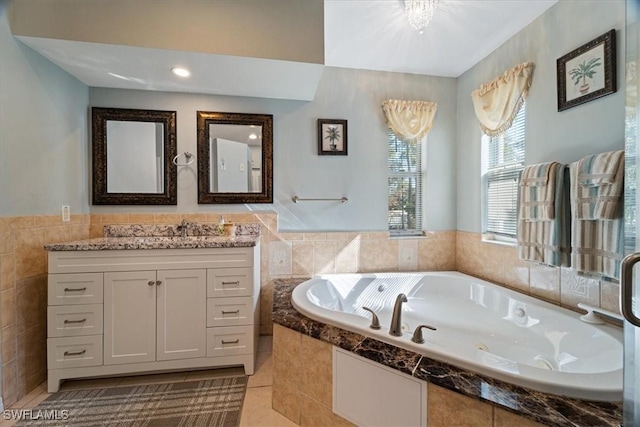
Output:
456 0 626 233
90 66 458 232
4 0 623 234
0 0 89 216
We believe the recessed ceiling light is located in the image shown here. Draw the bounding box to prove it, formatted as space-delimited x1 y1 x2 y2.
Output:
249 133 258 140
171 67 190 77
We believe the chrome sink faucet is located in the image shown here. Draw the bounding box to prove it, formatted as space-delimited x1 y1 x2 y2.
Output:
389 293 407 336
178 219 190 238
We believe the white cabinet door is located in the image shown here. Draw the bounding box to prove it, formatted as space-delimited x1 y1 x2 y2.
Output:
156 269 207 361
104 271 156 365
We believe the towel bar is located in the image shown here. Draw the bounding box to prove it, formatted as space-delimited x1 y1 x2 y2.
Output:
292 196 348 204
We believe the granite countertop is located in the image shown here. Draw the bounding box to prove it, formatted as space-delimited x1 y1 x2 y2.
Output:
44 235 259 251
44 223 261 251
272 278 622 427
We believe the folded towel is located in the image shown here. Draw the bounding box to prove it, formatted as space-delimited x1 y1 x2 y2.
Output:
570 162 624 279
574 150 624 220
519 162 559 220
517 163 570 267
578 150 624 186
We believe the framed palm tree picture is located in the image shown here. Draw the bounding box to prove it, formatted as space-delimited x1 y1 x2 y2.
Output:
318 119 348 155
557 29 616 111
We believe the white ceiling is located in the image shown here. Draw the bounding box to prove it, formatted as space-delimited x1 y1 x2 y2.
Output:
16 35 325 101
16 0 558 100
324 0 557 77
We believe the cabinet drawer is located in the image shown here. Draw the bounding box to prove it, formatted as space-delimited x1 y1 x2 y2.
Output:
207 297 253 327
206 326 253 357
48 273 103 305
47 335 103 369
48 304 103 338
207 268 253 297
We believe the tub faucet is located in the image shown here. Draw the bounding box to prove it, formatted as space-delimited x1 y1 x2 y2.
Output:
389 293 407 337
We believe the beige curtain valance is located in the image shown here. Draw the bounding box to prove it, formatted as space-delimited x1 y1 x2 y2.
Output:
471 62 534 136
382 100 438 142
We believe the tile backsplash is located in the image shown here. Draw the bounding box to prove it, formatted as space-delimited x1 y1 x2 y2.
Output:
0 211 622 408
456 231 619 313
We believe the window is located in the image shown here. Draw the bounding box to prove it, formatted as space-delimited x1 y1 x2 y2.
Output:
388 130 423 235
482 103 526 239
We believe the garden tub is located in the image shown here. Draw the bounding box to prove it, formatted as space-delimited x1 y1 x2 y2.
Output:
291 271 622 401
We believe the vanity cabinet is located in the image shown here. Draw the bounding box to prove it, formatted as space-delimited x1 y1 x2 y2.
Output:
46 245 259 393
104 269 206 365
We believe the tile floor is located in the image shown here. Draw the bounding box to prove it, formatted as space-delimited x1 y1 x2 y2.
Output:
0 336 296 427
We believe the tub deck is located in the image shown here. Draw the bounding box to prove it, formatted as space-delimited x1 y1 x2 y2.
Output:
272 278 622 427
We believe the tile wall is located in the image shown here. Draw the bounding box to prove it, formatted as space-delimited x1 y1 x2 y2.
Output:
0 211 622 407
0 215 90 407
89 213 457 335
456 231 620 314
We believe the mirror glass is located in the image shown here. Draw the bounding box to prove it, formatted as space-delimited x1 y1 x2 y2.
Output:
106 121 165 193
198 112 273 204
208 124 262 193
92 107 177 205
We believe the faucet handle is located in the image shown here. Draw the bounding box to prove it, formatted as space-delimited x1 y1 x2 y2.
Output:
411 324 437 344
361 307 381 330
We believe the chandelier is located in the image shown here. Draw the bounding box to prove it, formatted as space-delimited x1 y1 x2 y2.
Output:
405 0 439 34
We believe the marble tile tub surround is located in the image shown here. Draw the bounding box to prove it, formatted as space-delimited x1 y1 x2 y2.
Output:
272 278 622 427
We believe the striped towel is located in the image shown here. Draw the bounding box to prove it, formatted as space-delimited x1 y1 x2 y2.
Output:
570 162 624 279
517 163 570 267
519 162 559 220
575 150 624 219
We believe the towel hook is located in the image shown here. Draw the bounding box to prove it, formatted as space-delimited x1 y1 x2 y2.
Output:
173 152 194 166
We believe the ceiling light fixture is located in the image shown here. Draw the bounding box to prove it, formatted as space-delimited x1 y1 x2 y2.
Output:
171 67 190 77
248 133 258 140
405 0 439 34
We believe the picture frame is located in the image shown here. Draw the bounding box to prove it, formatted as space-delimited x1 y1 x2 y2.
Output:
557 29 617 112
317 119 348 156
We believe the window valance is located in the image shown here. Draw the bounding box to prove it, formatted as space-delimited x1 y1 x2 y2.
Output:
471 62 534 136
382 100 437 142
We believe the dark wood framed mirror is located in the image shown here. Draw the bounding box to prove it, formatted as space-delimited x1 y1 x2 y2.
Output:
197 111 273 204
92 107 177 205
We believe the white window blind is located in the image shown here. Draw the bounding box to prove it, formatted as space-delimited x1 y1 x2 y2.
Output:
388 130 423 235
483 103 526 238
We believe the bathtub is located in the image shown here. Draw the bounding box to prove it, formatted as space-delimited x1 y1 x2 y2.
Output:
291 271 623 402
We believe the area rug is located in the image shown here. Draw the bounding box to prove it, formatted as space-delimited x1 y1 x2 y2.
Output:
14 376 248 427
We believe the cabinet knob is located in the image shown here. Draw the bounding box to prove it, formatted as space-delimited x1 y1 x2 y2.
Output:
148 281 155 286
156 280 162 286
